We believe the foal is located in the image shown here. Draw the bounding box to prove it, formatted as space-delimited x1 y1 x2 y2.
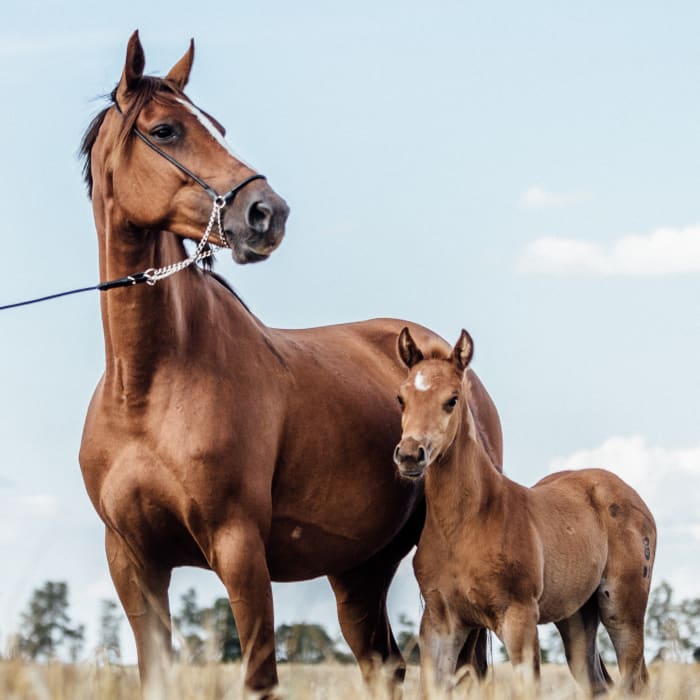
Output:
394 328 656 695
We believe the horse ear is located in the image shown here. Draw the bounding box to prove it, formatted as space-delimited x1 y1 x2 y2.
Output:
116 31 145 103
165 38 195 90
450 329 474 372
398 327 424 369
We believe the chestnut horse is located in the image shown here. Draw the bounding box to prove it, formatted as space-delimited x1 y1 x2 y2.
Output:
78 33 503 697
394 328 656 696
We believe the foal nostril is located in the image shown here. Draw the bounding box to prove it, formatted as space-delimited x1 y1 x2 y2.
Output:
246 200 273 233
417 446 426 465
393 445 403 466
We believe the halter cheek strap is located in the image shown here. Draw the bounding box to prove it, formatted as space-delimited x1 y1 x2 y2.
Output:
113 99 266 205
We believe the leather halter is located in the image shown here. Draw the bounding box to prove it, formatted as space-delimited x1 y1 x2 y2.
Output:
114 99 266 205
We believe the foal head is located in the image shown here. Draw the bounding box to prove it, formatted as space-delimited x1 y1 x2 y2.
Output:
393 328 474 479
82 31 289 264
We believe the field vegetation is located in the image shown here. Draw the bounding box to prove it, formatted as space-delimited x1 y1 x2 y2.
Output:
2 659 700 699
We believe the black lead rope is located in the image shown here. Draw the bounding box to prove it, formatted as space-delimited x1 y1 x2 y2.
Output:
0 273 152 312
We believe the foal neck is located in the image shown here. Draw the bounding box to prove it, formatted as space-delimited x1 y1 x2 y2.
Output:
426 401 503 526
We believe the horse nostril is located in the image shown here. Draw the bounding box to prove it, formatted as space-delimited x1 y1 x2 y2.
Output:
246 200 273 233
393 445 403 465
417 446 426 465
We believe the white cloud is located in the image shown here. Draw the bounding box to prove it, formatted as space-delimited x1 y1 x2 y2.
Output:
519 185 591 209
518 224 700 276
547 435 700 598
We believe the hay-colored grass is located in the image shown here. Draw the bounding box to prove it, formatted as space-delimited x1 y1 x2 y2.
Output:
1 660 699 699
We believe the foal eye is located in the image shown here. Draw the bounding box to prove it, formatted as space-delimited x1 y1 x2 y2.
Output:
150 124 177 142
444 395 458 412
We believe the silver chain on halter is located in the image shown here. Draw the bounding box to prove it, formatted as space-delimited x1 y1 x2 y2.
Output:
142 197 228 285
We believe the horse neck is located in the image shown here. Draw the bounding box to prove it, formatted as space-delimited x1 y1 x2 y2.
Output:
425 402 503 533
95 214 253 401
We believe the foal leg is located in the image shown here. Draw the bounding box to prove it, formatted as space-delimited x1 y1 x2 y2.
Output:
456 628 489 680
598 574 650 694
210 524 278 697
105 529 173 700
418 598 468 691
498 602 541 687
555 595 612 696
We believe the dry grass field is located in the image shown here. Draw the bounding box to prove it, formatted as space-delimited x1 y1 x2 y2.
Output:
1 661 700 700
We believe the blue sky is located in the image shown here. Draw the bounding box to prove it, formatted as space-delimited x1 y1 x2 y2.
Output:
1 1 699 662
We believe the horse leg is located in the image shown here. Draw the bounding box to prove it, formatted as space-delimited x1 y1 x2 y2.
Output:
456 628 489 680
598 575 650 694
328 508 424 692
105 528 172 700
328 558 405 693
209 524 278 697
555 595 612 696
498 602 541 686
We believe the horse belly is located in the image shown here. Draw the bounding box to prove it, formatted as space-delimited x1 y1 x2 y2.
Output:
537 532 608 623
267 481 421 580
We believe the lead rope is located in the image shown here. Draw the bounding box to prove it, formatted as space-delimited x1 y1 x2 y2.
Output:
0 198 227 311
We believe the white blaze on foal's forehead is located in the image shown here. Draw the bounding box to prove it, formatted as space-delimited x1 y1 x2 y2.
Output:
176 98 252 168
414 370 431 392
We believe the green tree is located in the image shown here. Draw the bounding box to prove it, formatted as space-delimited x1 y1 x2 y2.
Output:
396 614 420 664
98 599 122 663
174 588 206 663
18 581 85 661
204 598 242 662
276 623 337 664
174 590 242 663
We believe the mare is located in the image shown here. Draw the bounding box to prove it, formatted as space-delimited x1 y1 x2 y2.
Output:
78 33 503 697
393 328 656 696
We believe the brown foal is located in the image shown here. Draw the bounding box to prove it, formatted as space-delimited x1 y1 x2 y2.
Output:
78 33 503 697
394 328 656 696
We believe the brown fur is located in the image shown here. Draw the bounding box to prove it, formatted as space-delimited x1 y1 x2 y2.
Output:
394 329 656 696
78 34 503 698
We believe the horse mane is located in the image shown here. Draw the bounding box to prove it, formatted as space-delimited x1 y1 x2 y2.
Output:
80 76 182 199
205 269 251 313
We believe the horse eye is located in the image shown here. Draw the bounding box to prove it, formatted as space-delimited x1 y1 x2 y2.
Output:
444 395 458 412
150 124 177 142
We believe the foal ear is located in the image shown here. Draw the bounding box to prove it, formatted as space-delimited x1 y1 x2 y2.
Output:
166 38 195 90
117 30 145 102
450 329 474 372
398 327 424 369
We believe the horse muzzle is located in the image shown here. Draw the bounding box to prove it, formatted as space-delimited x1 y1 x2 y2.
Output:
393 438 431 479
224 187 289 264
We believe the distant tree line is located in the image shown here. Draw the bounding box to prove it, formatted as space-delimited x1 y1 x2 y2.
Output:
7 579 700 665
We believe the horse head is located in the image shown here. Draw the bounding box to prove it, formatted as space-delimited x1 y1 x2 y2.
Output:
393 327 474 478
82 31 289 264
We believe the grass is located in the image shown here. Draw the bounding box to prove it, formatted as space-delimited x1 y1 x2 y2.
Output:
1 660 700 699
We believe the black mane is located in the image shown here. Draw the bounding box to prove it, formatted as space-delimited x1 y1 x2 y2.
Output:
79 76 180 198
